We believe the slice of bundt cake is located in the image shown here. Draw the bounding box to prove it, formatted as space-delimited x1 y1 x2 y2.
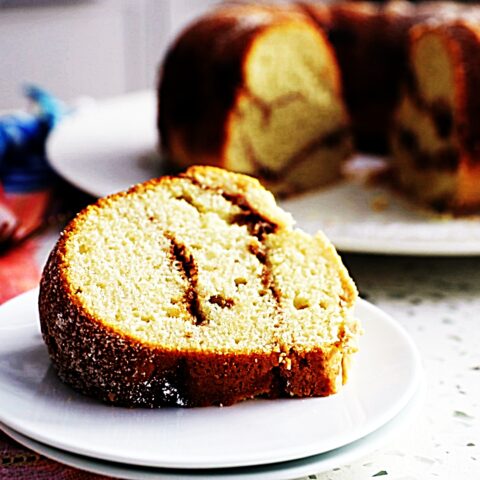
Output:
390 14 480 212
158 4 352 196
39 166 360 408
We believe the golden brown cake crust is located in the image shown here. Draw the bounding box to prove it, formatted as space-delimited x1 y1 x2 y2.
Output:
39 169 357 408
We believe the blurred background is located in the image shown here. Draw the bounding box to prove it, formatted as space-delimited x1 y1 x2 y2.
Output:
3 0 479 111
0 0 224 110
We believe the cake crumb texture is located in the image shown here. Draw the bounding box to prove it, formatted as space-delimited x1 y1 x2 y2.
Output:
39 166 360 407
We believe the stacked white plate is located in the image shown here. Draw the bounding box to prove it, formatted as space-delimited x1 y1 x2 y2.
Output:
0 289 423 480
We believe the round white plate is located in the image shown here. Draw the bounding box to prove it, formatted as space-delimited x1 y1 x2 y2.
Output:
0 380 425 480
47 91 480 256
47 90 165 196
0 289 422 469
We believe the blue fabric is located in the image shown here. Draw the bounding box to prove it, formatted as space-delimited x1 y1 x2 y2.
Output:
0 85 67 193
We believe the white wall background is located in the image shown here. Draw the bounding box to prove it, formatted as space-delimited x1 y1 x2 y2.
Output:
0 0 221 110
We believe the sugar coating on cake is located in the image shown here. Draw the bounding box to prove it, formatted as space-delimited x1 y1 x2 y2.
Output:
39 166 360 407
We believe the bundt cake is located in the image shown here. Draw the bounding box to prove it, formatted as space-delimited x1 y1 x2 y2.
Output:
39 166 360 408
158 1 480 213
158 4 352 196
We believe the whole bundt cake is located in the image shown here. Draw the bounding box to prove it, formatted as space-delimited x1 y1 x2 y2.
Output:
158 0 480 213
39 166 360 408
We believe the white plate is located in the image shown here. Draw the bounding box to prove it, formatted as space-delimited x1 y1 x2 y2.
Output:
281 182 480 256
47 90 165 196
0 380 426 480
47 91 480 256
0 289 422 469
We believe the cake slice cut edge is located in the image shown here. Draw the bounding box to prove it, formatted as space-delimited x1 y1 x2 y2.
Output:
39 166 360 407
